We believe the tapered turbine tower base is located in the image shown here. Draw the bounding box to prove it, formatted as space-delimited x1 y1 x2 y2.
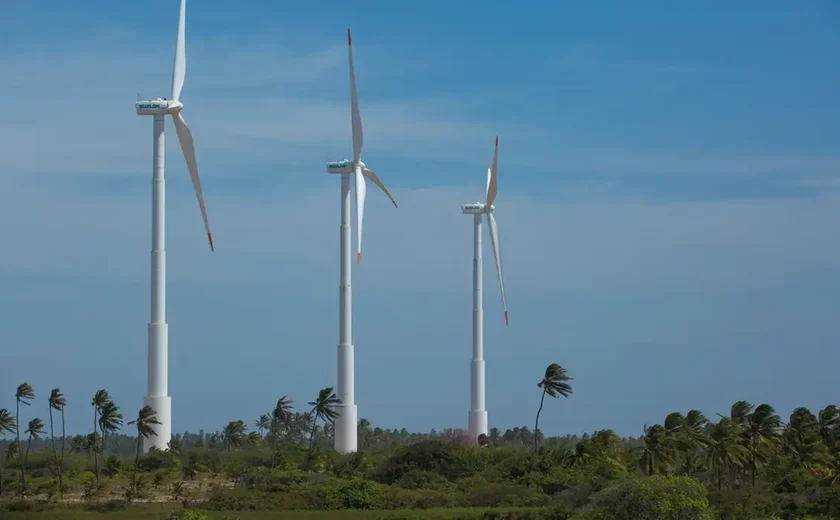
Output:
468 213 488 443
144 114 172 453
335 172 358 454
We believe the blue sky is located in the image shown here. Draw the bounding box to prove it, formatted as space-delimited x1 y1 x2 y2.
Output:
1 0 839 439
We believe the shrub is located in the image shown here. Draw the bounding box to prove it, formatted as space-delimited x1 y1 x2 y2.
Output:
572 476 713 520
375 440 483 484
463 482 551 508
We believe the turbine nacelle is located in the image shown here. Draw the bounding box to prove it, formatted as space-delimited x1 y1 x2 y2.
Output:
327 160 353 174
461 203 495 214
326 159 365 175
135 98 182 116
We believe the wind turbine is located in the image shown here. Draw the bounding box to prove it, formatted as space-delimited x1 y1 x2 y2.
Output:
134 0 213 453
326 29 398 454
461 137 508 444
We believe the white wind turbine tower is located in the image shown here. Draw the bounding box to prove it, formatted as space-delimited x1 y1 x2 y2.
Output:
462 137 508 444
326 29 398 454
134 0 214 452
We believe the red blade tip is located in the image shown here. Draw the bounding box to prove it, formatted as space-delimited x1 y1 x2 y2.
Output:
347 29 352 46
504 311 509 326
495 135 499 146
208 233 214 252
392 200 398 208
357 252 361 264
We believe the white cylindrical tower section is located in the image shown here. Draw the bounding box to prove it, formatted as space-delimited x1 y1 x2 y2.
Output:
335 173 358 453
468 213 488 443
145 114 171 453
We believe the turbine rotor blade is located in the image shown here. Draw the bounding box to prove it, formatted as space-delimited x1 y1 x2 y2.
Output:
171 0 187 102
487 212 508 325
485 135 499 207
348 29 363 164
354 166 367 264
172 111 214 251
362 168 397 208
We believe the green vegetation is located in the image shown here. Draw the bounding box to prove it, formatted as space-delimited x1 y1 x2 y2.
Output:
1 368 839 519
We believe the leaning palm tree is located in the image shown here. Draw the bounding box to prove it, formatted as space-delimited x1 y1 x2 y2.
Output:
818 405 840 452
271 396 294 468
0 408 17 497
98 400 124 460
534 363 572 452
15 383 35 492
640 423 674 476
48 389 67 495
90 389 111 482
744 403 781 487
22 417 46 489
222 420 247 452
308 388 340 451
128 405 161 494
25 418 46 457
707 417 749 490
255 414 271 437
679 410 709 475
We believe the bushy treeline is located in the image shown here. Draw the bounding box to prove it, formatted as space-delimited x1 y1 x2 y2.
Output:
2 378 840 519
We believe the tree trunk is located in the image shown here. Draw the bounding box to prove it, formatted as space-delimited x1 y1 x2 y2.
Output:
309 415 318 452
648 454 653 476
49 405 58 489
717 462 722 491
270 419 278 469
59 409 65 496
16 399 26 493
132 434 142 498
93 408 100 484
534 389 547 453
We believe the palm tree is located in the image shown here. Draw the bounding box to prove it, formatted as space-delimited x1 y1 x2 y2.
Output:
166 438 183 459
358 418 372 449
720 400 754 484
665 410 708 475
48 389 67 494
90 389 111 483
707 417 749 490
729 400 754 426
98 400 124 459
640 424 673 476
818 405 840 452
222 420 247 451
255 414 271 437
247 431 262 447
15 383 34 492
25 418 45 457
783 407 830 473
0 408 17 497
21 417 45 489
128 405 161 494
534 363 573 452
563 439 592 468
271 396 294 467
308 388 340 451
744 403 781 487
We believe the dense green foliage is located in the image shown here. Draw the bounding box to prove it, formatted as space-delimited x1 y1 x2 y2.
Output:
1 380 839 519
